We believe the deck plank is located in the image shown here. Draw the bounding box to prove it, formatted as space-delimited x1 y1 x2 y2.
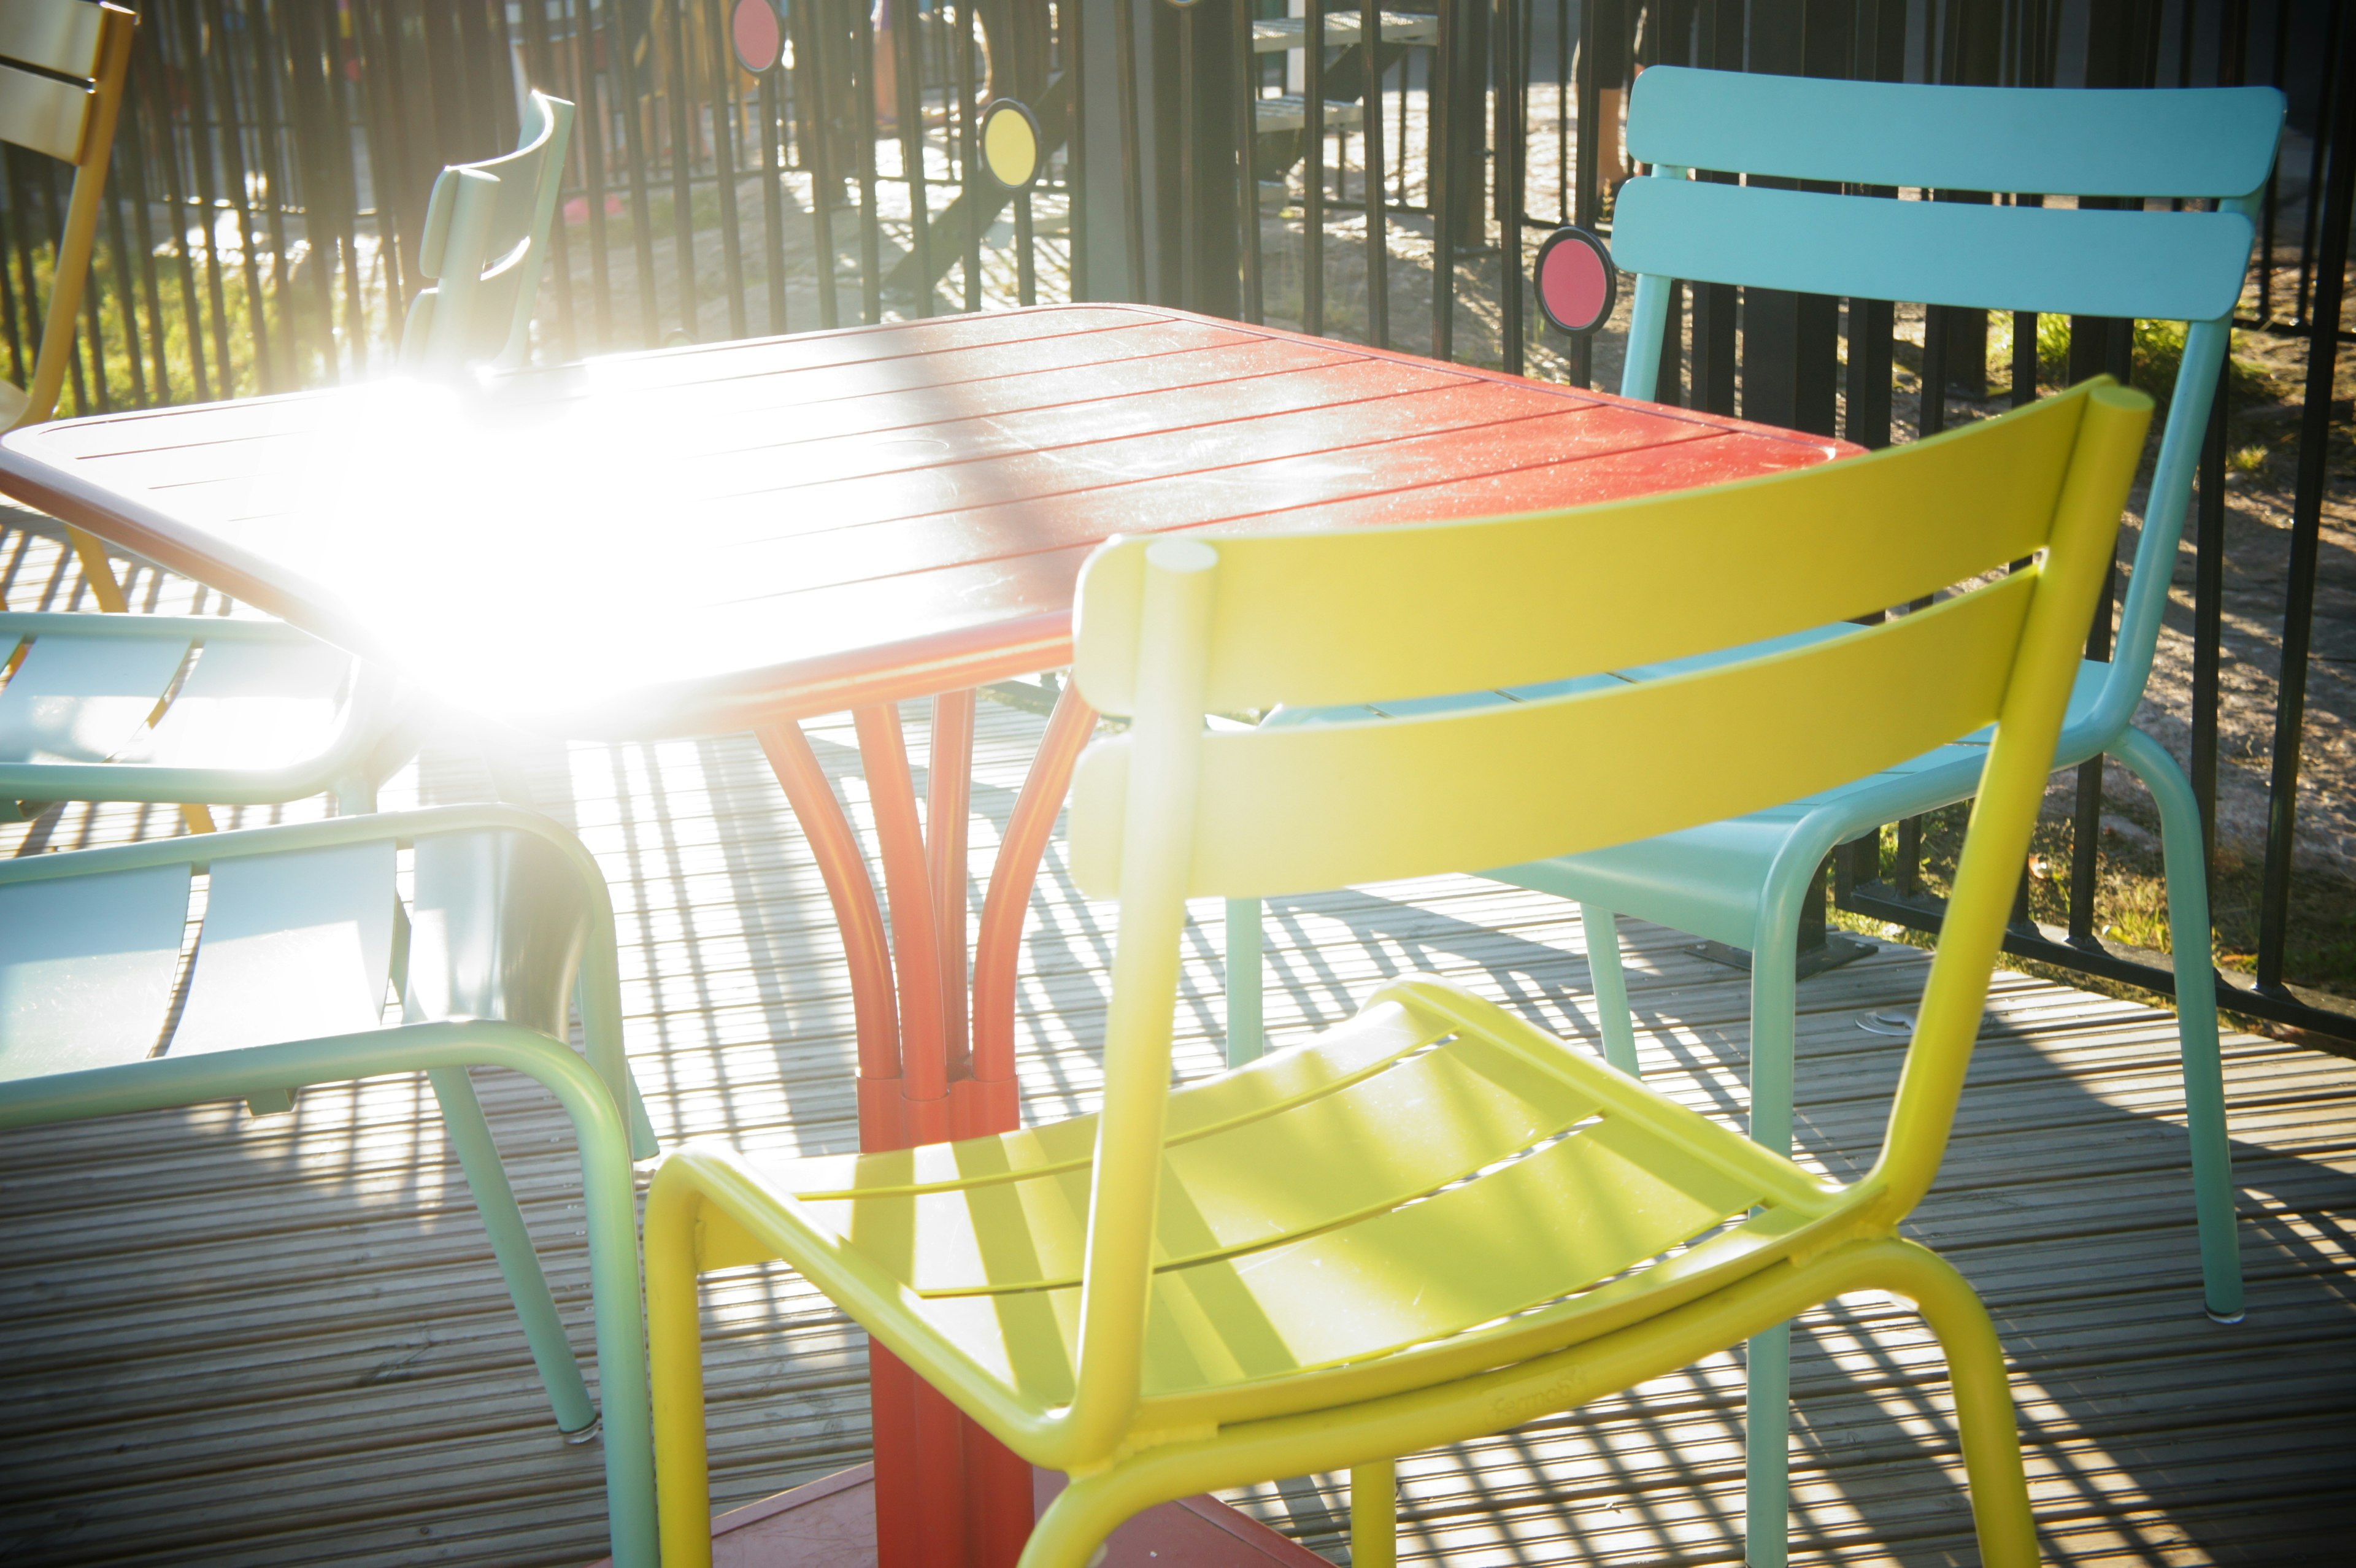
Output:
1 517 2351 1566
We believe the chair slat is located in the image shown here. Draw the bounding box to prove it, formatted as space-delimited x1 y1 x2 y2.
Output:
114 637 351 771
0 632 191 764
0 864 190 1082
0 61 91 163
1628 66 2284 199
1072 574 2033 901
1614 179 2254 324
0 0 104 81
403 828 591 1040
1076 388 2086 719
169 842 398 1055
1137 1109 1765 1385
798 1033 1607 1296
791 996 1436 1200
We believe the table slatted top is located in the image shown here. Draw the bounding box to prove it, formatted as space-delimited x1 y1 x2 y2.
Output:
0 305 1849 738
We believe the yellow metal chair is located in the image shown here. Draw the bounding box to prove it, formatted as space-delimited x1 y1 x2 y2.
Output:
645 380 2151 1567
1 0 137 607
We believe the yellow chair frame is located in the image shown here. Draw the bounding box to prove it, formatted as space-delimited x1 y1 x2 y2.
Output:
645 381 2151 1567
1 0 137 609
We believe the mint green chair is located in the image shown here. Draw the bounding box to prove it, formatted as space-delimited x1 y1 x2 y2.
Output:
1 611 409 822
401 89 576 376
0 805 658 1567
1228 69 2283 1567
4 90 579 824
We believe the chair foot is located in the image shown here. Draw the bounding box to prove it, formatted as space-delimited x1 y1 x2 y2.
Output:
562 1411 604 1445
2205 1306 2247 1326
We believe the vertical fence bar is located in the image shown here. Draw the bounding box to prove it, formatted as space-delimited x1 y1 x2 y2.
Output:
855 0 885 321
1179 2 1199 311
759 66 790 333
891 0 933 314
1231 0 1260 320
2296 1 2339 329
1304 0 1325 332
1495 0 1523 375
121 44 172 401
709 0 752 339
1114 0 1149 298
1431 0 1454 359
2258 6 2356 990
1360 0 1387 347
790 0 845 326
958 0 982 311
571 0 617 350
666 0 699 338
1565 0 1596 386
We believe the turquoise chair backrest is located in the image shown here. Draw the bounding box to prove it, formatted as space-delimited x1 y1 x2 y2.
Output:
401 89 576 376
1614 66 2284 745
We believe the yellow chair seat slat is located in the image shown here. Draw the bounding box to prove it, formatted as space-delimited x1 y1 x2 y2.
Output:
783 994 1436 1200
693 984 1793 1420
785 1025 1609 1296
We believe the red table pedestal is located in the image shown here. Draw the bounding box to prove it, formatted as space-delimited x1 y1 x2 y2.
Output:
761 689 1129 1568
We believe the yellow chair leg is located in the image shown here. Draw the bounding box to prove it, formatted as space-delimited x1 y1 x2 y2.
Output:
1875 1241 2038 1568
1351 1459 1397 1568
64 523 215 835
66 526 127 613
646 1174 718 1568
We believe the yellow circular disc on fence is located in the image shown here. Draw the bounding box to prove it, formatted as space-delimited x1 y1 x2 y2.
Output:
981 99 1042 191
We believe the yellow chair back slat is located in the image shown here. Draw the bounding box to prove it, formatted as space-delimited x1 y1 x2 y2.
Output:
0 0 106 81
0 1 136 609
1074 574 2030 901
0 62 93 163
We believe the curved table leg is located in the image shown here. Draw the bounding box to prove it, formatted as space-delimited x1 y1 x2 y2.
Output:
757 721 904 1148
758 687 1097 1568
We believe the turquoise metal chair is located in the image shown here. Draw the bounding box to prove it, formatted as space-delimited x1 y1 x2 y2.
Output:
4 90 580 824
0 804 659 1567
1226 67 2283 1568
402 88 577 376
1 610 409 823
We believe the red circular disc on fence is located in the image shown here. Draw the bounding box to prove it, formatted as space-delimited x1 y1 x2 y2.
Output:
1534 226 1617 335
732 0 784 74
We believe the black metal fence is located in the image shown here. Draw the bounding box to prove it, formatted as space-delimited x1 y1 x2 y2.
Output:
2 0 2351 1045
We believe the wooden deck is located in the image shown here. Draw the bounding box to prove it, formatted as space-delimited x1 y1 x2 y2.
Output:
3 514 2353 1567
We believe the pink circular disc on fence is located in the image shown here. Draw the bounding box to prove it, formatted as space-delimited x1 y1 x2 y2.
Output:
1534 226 1617 335
732 0 784 74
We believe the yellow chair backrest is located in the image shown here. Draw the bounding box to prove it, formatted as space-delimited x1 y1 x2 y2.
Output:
1055 380 2150 1457
0 0 136 432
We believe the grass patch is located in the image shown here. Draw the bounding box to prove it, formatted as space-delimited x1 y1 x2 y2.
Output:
1831 800 2356 1012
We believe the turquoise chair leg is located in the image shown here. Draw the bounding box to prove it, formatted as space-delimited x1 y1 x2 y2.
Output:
533 1042 660 1568
426 1064 601 1437
1744 914 1800 1568
1225 896 1264 1066
1744 1323 1793 1568
1579 903 1641 1077
2114 726 2243 1321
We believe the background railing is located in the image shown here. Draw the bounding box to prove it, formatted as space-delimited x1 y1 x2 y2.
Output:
2 0 2352 1050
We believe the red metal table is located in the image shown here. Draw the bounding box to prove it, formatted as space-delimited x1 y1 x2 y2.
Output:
0 302 1849 1568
